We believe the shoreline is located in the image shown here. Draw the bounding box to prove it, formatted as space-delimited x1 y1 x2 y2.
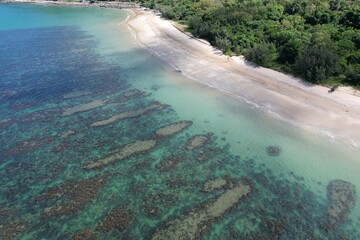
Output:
125 9 360 147
2 1 360 147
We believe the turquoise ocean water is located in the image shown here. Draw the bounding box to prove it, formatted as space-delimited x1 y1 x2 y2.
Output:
1 4 360 239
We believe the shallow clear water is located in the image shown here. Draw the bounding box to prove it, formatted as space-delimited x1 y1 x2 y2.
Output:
1 3 360 240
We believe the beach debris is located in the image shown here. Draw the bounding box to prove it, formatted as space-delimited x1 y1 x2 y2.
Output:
266 145 281 157
83 140 157 170
72 229 98 240
328 84 339 93
96 208 131 232
90 103 164 127
155 121 193 138
321 179 356 231
156 155 184 172
62 99 107 116
37 177 107 219
5 136 55 156
202 177 227 192
151 181 251 239
186 135 209 150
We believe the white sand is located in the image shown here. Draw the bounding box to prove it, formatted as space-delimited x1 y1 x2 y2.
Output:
126 9 360 147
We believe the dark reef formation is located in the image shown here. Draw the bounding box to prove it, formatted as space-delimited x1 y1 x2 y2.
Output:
36 177 107 219
0 219 27 240
266 145 281 157
151 181 251 239
322 179 356 231
72 229 98 240
5 136 55 156
185 135 209 150
155 121 193 139
83 140 157 170
96 208 131 232
156 155 184 172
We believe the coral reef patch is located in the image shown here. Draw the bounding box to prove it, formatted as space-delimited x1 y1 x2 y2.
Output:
322 179 356 231
36 177 107 219
96 208 131 232
63 99 107 116
202 177 227 192
83 140 157 170
90 103 164 127
266 145 281 157
186 135 209 150
5 137 55 156
72 229 98 240
151 181 251 239
155 121 193 138
156 155 184 172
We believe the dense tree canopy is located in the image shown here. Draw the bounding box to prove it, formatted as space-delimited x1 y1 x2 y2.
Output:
137 0 360 87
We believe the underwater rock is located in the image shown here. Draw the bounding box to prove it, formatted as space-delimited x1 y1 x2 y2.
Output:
202 178 227 192
52 141 71 153
62 99 107 116
18 108 61 124
0 219 27 240
322 179 356 231
156 156 184 172
83 140 157 170
90 103 164 127
59 130 76 138
10 101 37 110
155 121 193 138
72 229 98 240
266 146 281 157
0 208 14 221
5 136 55 156
0 118 12 128
122 89 149 99
151 85 161 91
96 208 131 232
263 218 288 238
63 90 91 99
151 181 251 240
142 192 178 218
37 177 107 219
186 135 209 150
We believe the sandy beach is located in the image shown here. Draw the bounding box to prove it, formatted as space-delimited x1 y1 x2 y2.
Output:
126 9 360 147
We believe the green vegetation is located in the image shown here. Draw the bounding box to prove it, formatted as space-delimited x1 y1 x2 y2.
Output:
137 0 360 87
